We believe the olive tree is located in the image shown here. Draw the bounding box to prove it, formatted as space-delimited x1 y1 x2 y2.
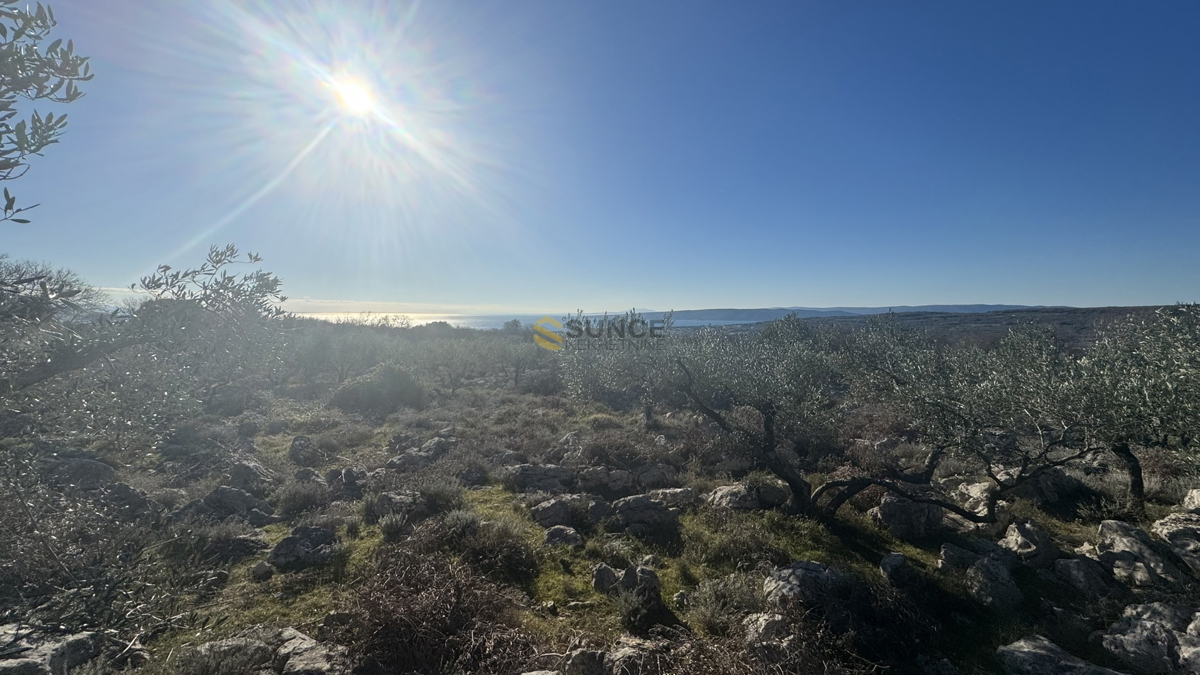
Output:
1076 305 1200 515
815 319 1099 523
0 0 91 223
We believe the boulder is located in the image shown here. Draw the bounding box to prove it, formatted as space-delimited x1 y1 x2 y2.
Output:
1095 520 1185 589
938 543 981 570
324 468 364 500
996 636 1124 675
251 560 274 582
288 436 324 467
269 526 341 571
880 552 919 587
44 457 117 489
646 487 699 509
501 464 573 493
202 485 276 525
385 451 430 472
1182 489 1200 512
604 636 668 675
191 638 274 671
275 627 345 675
1053 557 1124 602
228 459 275 497
635 463 679 490
545 525 584 548
1100 602 1198 675
371 491 426 519
743 613 788 644
1152 512 1200 576
611 494 679 540
966 556 1023 612
869 492 943 541
531 494 611 528
420 436 455 458
704 481 790 510
103 482 156 520
764 561 850 609
593 563 621 594
575 466 635 497
1000 520 1061 569
591 563 660 597
563 649 606 675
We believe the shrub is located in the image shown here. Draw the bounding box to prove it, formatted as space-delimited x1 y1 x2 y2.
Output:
329 364 425 417
379 513 411 543
687 572 765 636
271 481 332 518
333 547 540 675
409 512 537 588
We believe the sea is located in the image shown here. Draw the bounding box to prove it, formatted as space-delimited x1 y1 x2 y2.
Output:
295 313 754 330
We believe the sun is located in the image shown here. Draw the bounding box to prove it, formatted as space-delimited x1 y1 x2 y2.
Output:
331 77 376 116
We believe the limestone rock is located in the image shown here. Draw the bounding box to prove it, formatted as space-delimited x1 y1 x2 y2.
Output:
764 561 850 609
545 525 584 548
704 481 790 510
1000 520 1061 569
966 556 1023 611
611 494 679 540
869 492 943 541
1152 511 1200 576
996 636 1124 675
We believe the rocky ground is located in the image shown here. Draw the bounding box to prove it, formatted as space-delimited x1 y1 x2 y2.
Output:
3 387 1200 675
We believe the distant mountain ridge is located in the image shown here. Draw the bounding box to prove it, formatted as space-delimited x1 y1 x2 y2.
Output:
641 304 1041 322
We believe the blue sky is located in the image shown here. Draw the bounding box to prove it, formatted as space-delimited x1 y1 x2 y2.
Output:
4 1 1200 313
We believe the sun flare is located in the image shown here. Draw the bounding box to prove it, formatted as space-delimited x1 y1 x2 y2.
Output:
331 77 376 115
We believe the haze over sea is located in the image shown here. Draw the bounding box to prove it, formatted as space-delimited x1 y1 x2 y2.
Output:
296 313 746 330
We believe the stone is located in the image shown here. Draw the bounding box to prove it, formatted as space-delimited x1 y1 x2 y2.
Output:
1000 520 1060 569
193 638 274 671
880 552 918 586
1100 602 1196 675
996 636 1124 675
228 460 275 497
276 628 344 675
966 557 1023 612
1053 557 1123 602
530 498 573 527
0 660 47 675
646 487 699 509
764 561 850 609
563 649 606 675
288 436 324 467
544 525 583 548
1095 520 1186 588
957 481 998 517
44 457 117 489
611 494 679 540
385 451 430 472
575 466 635 497
420 436 455 458
501 464 573 493
269 526 341 571
704 481 790 510
938 543 981 570
1152 511 1200 576
604 636 667 675
103 482 156 520
204 485 274 519
635 463 679 490
672 591 689 608
869 492 943 541
252 560 274 582
371 491 425 519
1182 489 1200 512
743 612 787 644
593 563 621 594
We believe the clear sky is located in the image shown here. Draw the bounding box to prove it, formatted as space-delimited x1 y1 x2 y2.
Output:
4 1 1200 313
